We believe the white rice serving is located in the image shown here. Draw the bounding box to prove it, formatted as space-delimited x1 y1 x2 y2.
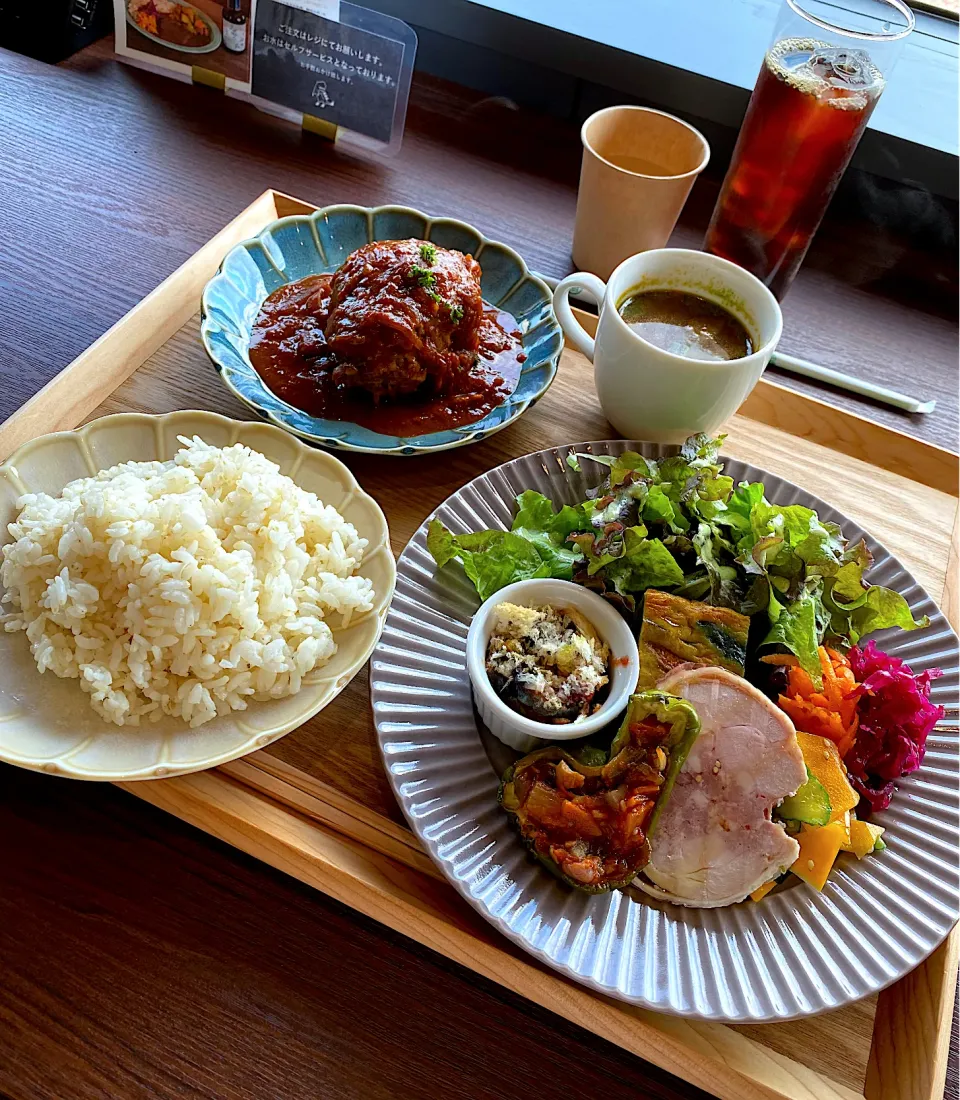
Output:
0 436 374 727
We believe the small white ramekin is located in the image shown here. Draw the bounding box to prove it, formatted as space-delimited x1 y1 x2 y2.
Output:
465 578 640 753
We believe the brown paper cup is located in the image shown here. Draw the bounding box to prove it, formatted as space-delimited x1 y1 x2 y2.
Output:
572 106 710 280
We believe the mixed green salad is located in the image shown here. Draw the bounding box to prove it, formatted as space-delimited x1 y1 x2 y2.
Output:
428 433 927 689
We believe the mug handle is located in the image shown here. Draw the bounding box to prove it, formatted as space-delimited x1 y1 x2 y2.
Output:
552 272 607 362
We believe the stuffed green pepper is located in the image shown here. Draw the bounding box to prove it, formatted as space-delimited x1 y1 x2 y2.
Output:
499 691 700 892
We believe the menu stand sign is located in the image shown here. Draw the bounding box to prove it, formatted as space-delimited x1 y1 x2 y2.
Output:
114 0 416 153
253 1 409 145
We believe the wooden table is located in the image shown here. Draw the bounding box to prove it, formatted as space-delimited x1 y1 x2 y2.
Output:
0 36 956 1100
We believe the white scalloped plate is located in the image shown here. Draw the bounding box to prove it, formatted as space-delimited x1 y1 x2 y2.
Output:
370 440 959 1022
0 411 395 782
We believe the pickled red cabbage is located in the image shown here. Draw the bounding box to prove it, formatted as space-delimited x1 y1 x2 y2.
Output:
846 641 944 811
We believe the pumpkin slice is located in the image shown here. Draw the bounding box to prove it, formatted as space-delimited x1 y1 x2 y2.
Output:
750 879 778 903
795 730 858 818
844 818 885 859
791 821 847 891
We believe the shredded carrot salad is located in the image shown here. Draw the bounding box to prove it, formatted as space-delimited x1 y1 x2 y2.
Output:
762 647 859 758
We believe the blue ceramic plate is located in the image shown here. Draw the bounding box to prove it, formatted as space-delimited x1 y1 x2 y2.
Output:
200 204 563 455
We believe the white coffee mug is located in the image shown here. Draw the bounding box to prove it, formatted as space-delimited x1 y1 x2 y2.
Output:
553 249 783 443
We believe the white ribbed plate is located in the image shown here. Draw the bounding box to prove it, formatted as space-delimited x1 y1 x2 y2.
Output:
0 412 396 782
371 440 960 1022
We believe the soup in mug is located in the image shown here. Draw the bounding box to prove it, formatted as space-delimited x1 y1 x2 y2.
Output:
617 289 753 362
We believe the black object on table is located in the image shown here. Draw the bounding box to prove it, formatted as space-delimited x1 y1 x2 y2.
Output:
0 0 112 63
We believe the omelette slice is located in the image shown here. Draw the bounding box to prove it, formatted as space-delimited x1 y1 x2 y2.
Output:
637 590 750 690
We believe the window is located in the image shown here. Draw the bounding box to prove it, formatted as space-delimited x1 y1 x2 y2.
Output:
369 0 958 196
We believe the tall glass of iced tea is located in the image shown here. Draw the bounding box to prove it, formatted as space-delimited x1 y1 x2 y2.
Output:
704 0 914 299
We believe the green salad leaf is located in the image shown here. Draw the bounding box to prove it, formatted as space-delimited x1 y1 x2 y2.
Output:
760 589 823 683
428 435 928 673
823 543 928 643
426 522 565 601
568 526 685 595
512 490 586 551
692 522 748 609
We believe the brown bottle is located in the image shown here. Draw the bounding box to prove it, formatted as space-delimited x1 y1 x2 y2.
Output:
222 0 247 53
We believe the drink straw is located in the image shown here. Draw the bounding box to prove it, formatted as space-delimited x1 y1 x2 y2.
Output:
535 273 937 416
770 351 936 415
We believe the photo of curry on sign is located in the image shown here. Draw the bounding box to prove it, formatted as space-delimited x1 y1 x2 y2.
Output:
116 0 253 85
251 0 416 147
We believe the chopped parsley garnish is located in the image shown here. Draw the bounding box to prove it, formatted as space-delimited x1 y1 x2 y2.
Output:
410 264 437 289
409 255 462 321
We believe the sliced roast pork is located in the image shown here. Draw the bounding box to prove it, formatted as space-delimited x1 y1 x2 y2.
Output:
638 666 806 907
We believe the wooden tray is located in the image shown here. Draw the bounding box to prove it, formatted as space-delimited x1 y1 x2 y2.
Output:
1 190 956 1100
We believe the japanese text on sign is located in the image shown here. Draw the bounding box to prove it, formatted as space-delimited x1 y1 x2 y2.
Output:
252 1 408 144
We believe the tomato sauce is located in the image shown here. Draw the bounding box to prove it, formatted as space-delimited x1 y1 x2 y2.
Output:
248 273 527 437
